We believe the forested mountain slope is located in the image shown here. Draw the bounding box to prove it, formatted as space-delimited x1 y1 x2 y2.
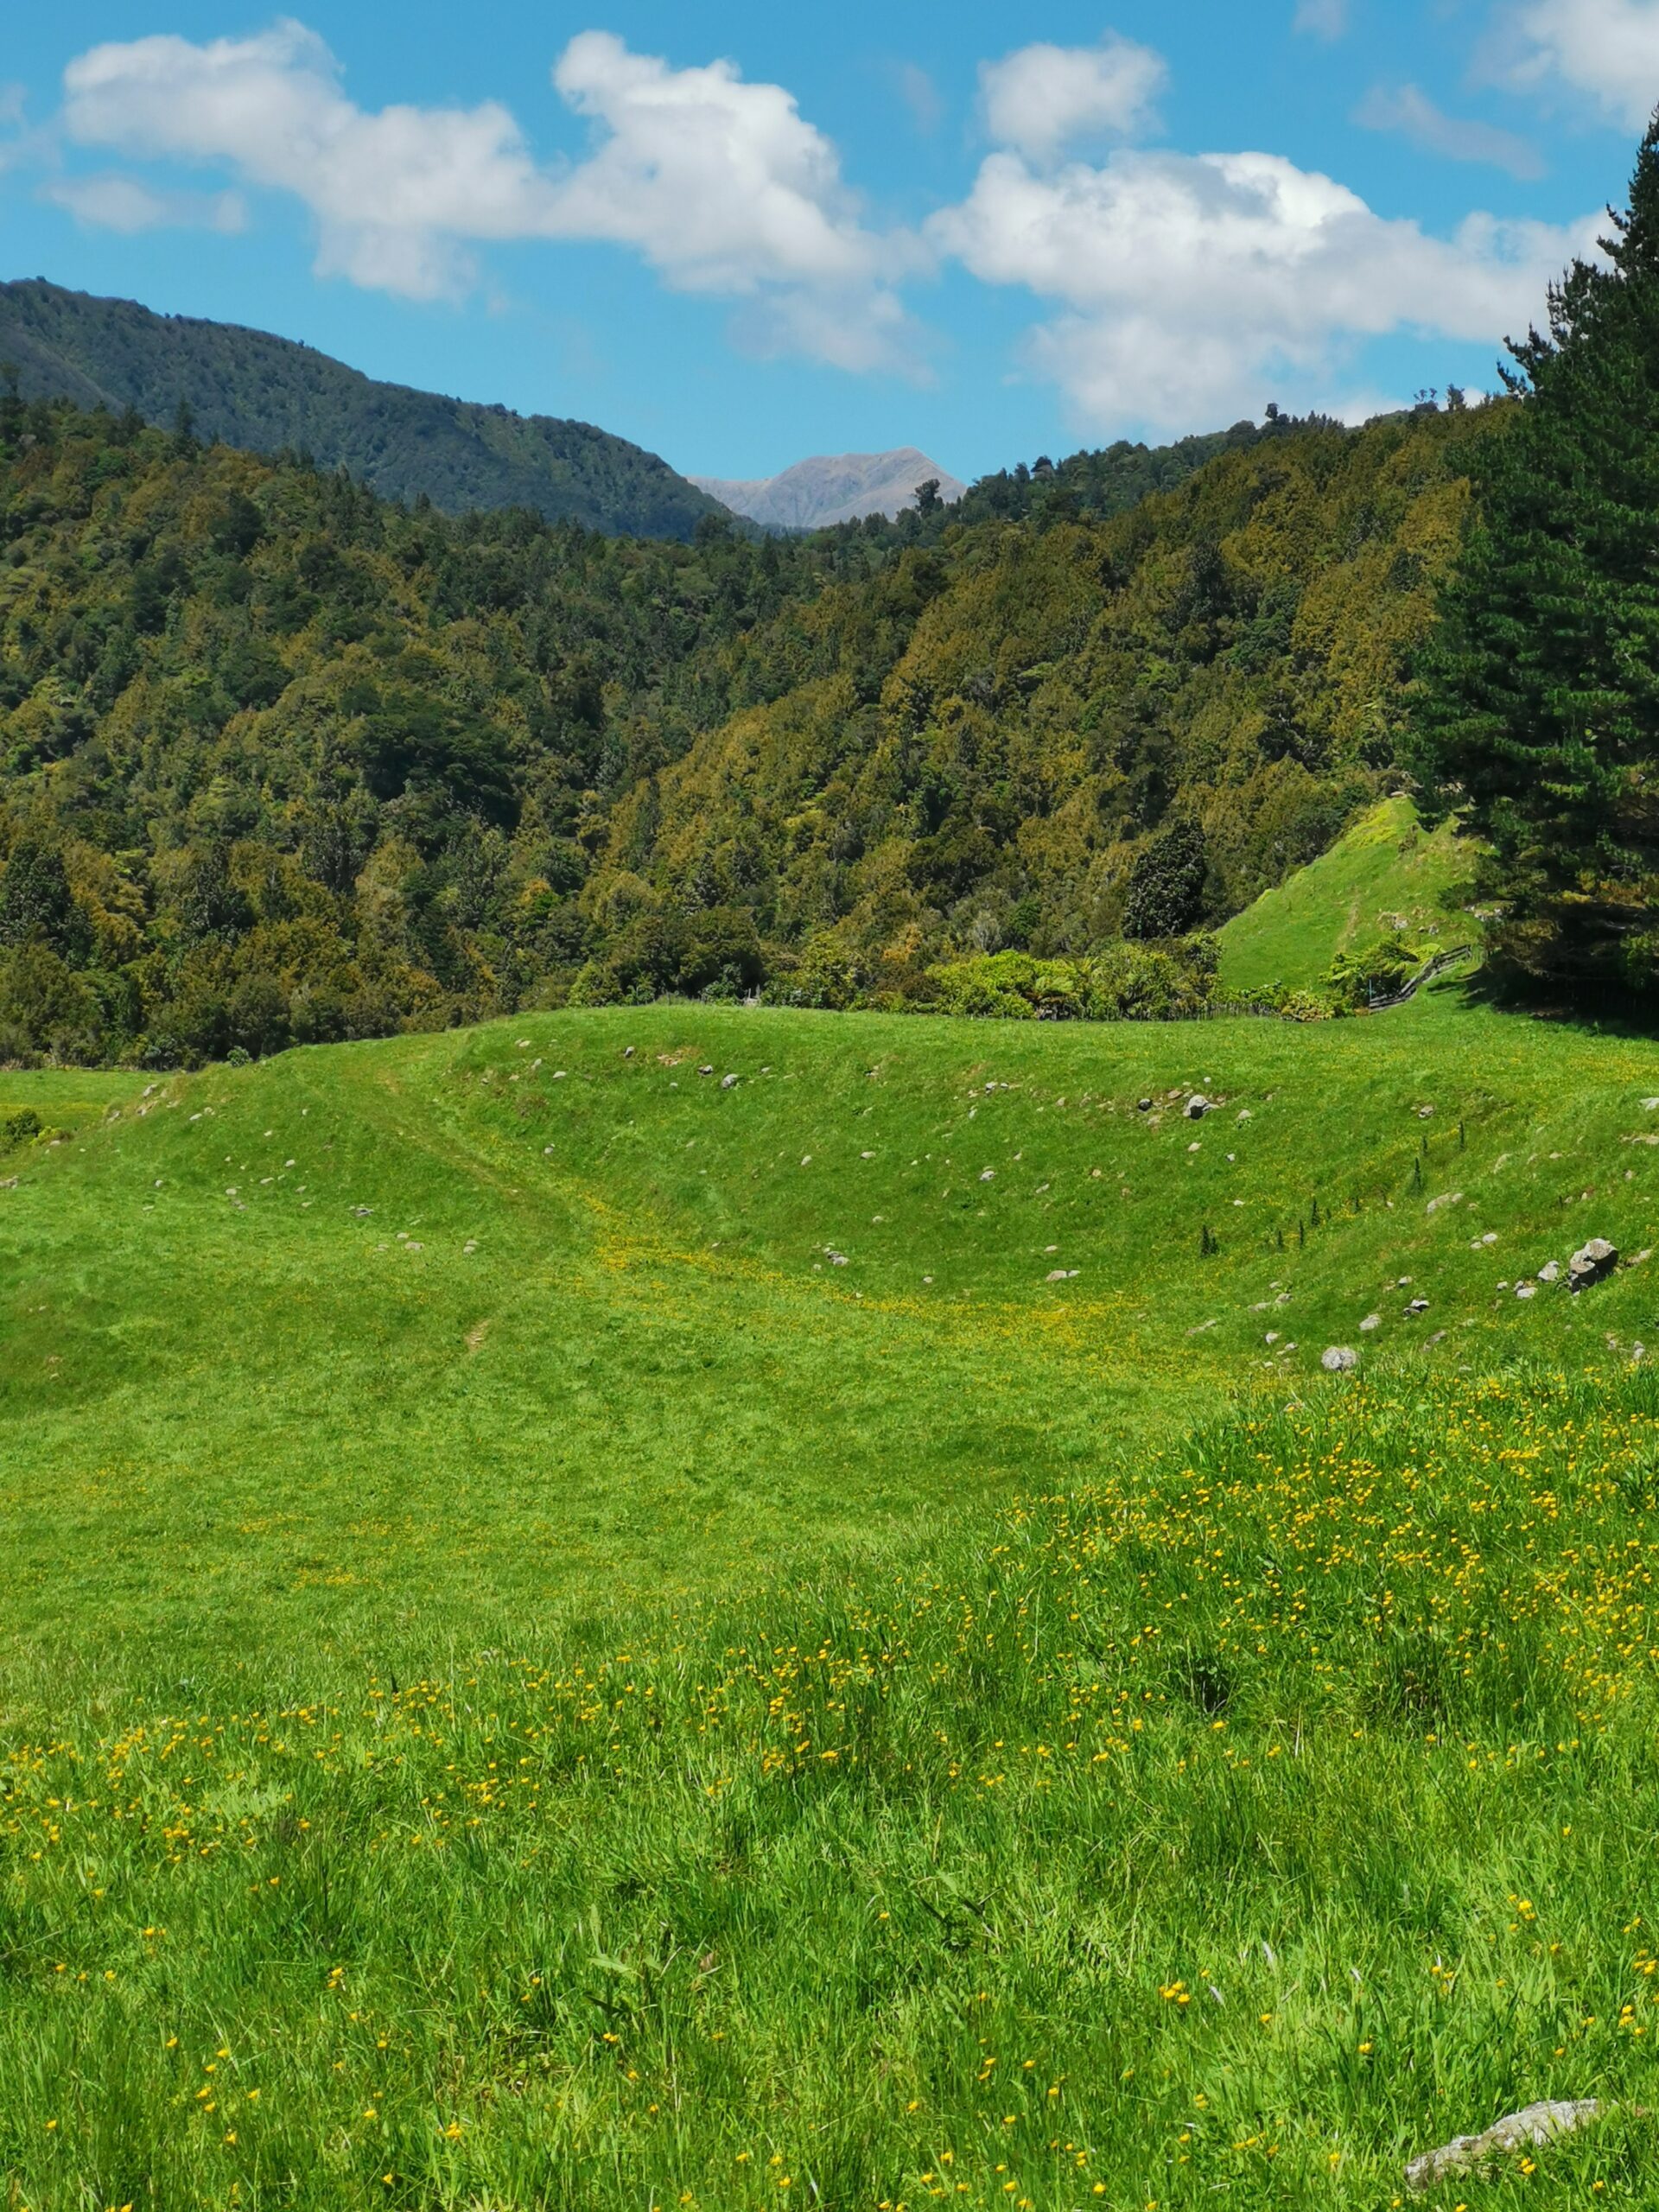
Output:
584 406 1484 1001
0 387 1493 1064
0 279 727 539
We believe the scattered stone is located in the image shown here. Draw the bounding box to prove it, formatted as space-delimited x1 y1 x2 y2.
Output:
861 1149 876 1160
980 1168 995 1181
1417 1104 1435 1118
1185 1095 1212 1120
698 1065 714 1077
1321 1346 1358 1371
515 1039 530 1049
1404 2099 1605 2194
1360 1313 1381 1332
624 1046 634 1058
463 1240 478 1255
1633 1249 1654 1268
1187 1319 1217 1336
1643 1097 1659 1110
1569 1237 1618 1291
1538 1259 1561 1282
1406 1298 1430 1316
1265 1331 1281 1344
1046 1268 1080 1282
825 1250 849 1267
1137 1098 1153 1112
352 1205 373 1217
1426 1191 1463 1214
1516 1282 1537 1300
721 1073 740 1089
1236 1109 1253 1122
1187 1141 1202 1154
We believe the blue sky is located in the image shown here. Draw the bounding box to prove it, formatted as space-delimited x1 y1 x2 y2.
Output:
0 1 1652 484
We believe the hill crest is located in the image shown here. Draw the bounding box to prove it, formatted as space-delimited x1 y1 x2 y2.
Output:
0 277 727 540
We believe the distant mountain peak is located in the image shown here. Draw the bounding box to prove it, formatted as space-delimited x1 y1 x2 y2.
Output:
690 448 967 531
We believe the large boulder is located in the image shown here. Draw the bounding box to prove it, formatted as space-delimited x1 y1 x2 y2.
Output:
1569 1237 1618 1291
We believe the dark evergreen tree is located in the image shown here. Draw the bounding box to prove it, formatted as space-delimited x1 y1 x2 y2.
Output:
1123 818 1208 939
0 840 87 961
1411 115 1659 994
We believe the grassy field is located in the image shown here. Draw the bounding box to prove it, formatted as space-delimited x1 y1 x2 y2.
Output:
1217 798 1475 996
6 988 1659 2208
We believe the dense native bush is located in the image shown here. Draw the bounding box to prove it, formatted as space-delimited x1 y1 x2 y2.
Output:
926 938 1217 1020
0 386 1489 1064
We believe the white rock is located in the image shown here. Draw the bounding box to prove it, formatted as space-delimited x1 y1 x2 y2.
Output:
1405 2099 1604 2193
1360 1314 1381 1332
1538 1259 1560 1282
1321 1346 1358 1371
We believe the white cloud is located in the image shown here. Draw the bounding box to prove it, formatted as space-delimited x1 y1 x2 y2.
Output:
42 173 249 235
1500 0 1659 130
980 34 1165 162
1355 84 1543 179
1294 0 1351 40
930 145 1598 431
58 19 915 367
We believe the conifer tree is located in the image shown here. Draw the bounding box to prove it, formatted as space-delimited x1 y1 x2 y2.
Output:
1412 115 1659 994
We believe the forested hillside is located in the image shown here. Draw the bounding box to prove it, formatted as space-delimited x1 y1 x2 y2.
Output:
583 404 1482 1003
0 279 727 539
0 385 1491 1064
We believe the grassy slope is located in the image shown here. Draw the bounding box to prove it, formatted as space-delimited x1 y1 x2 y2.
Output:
6 996 1659 2206
1217 797 1474 995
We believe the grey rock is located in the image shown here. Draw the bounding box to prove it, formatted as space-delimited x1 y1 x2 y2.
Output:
698 1065 715 1076
1360 1313 1381 1332
1569 1237 1618 1291
1321 1346 1358 1371
1185 1094 1212 1120
1516 1282 1537 1300
721 1073 740 1089
1406 1297 1430 1315
1538 1259 1560 1283
1404 2099 1605 2193
1137 1098 1153 1111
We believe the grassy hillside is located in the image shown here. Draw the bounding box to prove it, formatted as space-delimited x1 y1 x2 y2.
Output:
6 996 1659 2205
0 279 727 539
1217 797 1476 995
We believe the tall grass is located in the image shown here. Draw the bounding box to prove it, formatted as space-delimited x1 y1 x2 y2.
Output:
7 1363 1659 2208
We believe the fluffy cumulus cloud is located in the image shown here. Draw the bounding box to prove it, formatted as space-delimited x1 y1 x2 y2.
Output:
1501 0 1659 130
979 33 1165 162
57 20 912 367
930 144 1599 431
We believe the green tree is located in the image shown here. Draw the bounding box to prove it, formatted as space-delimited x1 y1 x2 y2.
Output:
1123 819 1208 940
1411 114 1659 994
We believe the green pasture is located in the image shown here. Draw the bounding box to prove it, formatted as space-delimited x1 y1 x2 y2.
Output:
1217 798 1475 995
5 993 1659 2207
